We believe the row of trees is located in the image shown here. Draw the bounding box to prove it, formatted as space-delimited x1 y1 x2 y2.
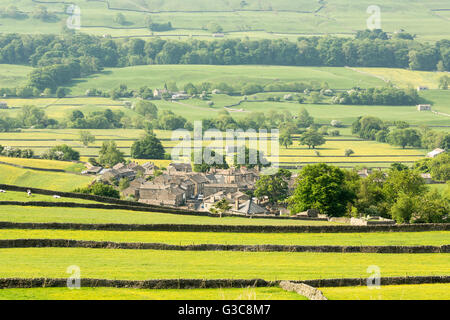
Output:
333 87 420 106
253 163 448 223
0 32 449 90
352 116 449 150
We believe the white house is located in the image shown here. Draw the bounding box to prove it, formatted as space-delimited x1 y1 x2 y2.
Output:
0 101 8 109
426 148 446 158
417 104 431 111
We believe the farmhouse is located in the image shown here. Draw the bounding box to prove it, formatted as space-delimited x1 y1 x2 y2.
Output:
417 104 431 111
426 148 446 158
139 183 186 206
417 86 429 91
0 101 8 109
230 198 268 215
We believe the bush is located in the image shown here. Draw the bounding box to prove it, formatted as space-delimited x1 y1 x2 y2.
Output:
73 182 120 198
42 145 80 161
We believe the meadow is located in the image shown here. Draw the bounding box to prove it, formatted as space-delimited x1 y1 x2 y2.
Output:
0 287 305 300
0 205 342 226
0 0 448 41
0 229 448 246
0 164 93 191
320 283 450 300
0 248 448 280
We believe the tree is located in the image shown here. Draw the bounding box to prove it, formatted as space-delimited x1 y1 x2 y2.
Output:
73 182 120 199
390 192 416 223
79 130 95 147
210 198 231 218
131 133 165 159
388 128 422 149
56 87 66 98
193 147 229 172
254 169 291 204
298 130 325 149
345 149 354 157
98 140 125 167
279 131 293 148
114 13 126 25
438 75 449 90
118 178 130 191
42 144 80 161
134 100 158 119
383 169 427 204
429 153 449 182
233 147 270 169
287 164 356 217
297 108 314 128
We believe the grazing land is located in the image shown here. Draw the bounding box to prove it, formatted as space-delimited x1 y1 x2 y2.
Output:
0 248 448 280
320 283 450 300
0 1 448 40
0 229 449 247
0 287 305 300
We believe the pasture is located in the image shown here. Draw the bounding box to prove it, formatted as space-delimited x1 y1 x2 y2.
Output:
0 287 305 300
320 283 450 300
0 164 93 191
0 229 448 246
0 205 342 225
0 248 447 280
0 0 448 40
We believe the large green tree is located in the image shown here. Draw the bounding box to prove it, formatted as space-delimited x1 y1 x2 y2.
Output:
254 169 291 204
131 133 165 159
298 130 325 149
98 140 125 167
287 164 355 217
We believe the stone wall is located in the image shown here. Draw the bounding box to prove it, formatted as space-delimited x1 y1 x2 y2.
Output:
279 281 327 300
1 221 448 233
0 239 447 253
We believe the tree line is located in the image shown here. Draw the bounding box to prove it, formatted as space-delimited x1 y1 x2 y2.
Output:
0 31 449 95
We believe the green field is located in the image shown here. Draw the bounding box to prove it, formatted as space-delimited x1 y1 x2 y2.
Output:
0 64 33 88
0 191 99 204
0 164 93 191
0 248 447 280
1 229 448 246
320 283 450 300
68 65 385 95
0 205 341 226
0 0 449 40
0 286 305 300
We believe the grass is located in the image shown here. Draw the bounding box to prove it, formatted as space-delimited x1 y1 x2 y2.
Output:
0 205 342 226
0 248 447 280
68 65 385 96
0 0 448 41
0 164 93 192
0 156 85 172
0 64 33 88
0 229 448 246
0 287 305 300
0 191 98 204
320 283 450 300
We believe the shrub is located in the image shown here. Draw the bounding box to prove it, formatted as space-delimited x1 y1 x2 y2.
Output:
42 145 80 161
73 182 120 199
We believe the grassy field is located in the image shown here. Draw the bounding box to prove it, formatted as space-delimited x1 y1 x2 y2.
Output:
0 287 305 300
68 65 385 95
320 283 450 300
0 64 33 88
0 205 342 226
0 156 85 172
0 248 447 280
0 191 99 204
0 0 448 40
0 229 448 246
0 164 93 191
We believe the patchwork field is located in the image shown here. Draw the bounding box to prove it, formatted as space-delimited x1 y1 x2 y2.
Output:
320 283 450 300
0 0 448 40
